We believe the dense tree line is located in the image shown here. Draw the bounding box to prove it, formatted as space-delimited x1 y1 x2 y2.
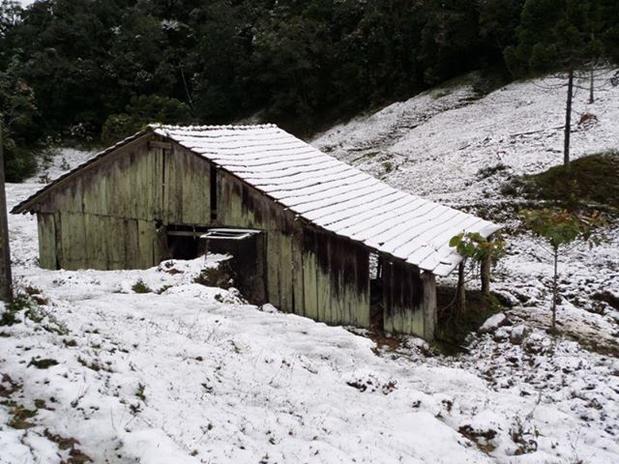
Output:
0 0 617 181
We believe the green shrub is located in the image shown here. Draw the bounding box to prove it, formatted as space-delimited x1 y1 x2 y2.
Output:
132 279 152 294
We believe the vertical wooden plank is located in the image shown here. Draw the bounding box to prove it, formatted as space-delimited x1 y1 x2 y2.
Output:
422 272 437 341
83 214 104 269
357 245 371 328
266 231 281 308
278 233 293 312
316 233 330 324
383 259 394 333
291 224 304 316
37 213 57 269
137 220 155 268
53 212 64 269
59 212 85 270
302 253 314 319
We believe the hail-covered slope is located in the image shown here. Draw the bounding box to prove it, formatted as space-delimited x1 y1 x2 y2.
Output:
153 124 499 276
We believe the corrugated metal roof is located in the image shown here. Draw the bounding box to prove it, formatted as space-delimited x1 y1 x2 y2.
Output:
153 124 500 276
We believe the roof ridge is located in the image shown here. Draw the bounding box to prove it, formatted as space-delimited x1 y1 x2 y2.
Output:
150 123 279 131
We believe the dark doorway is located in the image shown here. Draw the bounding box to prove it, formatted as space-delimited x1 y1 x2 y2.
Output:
202 228 267 304
166 225 211 260
369 252 384 331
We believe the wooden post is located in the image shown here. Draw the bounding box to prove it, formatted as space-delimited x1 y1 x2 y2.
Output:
456 261 466 312
551 247 559 332
563 68 574 166
0 126 13 302
589 66 595 104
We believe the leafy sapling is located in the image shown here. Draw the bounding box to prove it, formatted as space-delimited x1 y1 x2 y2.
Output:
521 208 603 332
449 232 505 311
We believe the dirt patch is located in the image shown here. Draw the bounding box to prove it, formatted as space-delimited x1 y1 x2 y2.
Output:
44 430 93 463
592 291 619 311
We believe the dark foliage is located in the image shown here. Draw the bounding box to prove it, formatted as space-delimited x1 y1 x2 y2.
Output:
0 0 617 179
505 151 619 211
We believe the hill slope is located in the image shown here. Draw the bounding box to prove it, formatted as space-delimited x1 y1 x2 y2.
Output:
1 73 618 463
313 73 619 204
314 72 619 349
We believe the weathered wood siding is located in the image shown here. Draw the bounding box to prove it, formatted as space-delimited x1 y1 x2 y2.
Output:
217 171 371 326
32 134 212 270
382 256 425 336
29 133 437 336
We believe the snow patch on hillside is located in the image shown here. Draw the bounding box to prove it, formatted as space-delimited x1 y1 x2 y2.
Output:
314 73 619 203
27 148 97 184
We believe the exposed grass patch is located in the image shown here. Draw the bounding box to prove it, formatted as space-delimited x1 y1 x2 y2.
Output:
502 151 619 213
44 430 93 463
28 357 59 369
477 163 508 180
77 356 111 372
7 403 38 429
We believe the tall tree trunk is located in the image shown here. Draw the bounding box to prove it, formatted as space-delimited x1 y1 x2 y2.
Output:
456 261 466 312
551 247 558 332
589 66 595 104
563 68 574 166
480 253 491 298
0 126 13 302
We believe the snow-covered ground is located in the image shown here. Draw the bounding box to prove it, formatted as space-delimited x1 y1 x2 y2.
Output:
2 181 618 464
314 72 619 349
314 73 619 203
1 73 618 463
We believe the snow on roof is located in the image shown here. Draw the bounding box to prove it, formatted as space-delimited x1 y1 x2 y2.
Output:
153 124 500 276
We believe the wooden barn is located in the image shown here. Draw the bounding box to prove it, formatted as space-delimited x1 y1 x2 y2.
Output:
12 124 499 340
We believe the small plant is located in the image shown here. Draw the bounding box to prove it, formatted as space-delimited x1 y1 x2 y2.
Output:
27 358 59 369
156 284 172 294
382 161 394 173
509 416 539 455
135 383 146 402
449 232 505 311
0 308 19 326
131 279 152 294
521 208 604 331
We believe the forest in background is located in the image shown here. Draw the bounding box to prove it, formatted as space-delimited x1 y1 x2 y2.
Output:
0 0 618 181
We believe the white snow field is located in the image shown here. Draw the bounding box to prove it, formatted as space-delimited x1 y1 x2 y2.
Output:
314 72 619 203
1 72 618 463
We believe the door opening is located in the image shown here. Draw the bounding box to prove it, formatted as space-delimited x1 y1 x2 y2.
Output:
166 225 211 260
202 228 267 304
